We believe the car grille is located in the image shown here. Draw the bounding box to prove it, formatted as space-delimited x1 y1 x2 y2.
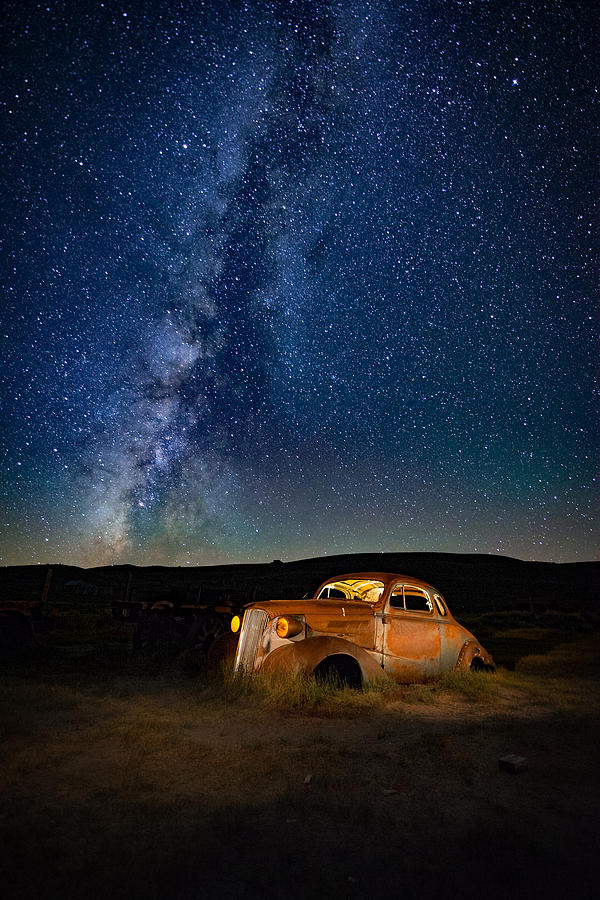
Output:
234 609 269 673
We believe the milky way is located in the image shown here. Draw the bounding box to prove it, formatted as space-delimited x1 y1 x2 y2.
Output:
1 0 598 565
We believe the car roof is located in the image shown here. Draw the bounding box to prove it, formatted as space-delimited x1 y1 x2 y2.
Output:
316 572 440 592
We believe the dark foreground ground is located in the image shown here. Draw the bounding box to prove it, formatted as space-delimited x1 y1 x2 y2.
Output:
1 609 599 900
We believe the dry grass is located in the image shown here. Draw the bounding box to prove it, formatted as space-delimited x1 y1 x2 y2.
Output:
405 666 499 703
1 631 599 899
199 662 402 712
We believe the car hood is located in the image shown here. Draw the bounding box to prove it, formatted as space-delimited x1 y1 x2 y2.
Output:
248 599 377 649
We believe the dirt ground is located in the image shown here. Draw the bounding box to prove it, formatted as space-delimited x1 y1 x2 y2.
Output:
1 634 599 899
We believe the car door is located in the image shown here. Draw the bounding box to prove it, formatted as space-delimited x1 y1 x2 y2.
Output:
380 583 441 680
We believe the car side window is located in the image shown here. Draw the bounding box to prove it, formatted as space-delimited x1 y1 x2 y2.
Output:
434 594 448 616
389 586 404 609
404 586 432 613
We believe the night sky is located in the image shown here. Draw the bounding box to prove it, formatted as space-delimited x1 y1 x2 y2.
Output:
1 0 597 567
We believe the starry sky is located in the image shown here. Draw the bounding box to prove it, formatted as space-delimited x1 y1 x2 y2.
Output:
1 0 598 567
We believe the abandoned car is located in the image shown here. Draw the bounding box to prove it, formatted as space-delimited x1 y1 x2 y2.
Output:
232 572 495 685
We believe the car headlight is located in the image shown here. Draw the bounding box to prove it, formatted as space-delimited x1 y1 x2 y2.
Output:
230 615 241 633
274 616 303 639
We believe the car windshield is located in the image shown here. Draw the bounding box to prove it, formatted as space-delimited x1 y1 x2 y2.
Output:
316 579 385 603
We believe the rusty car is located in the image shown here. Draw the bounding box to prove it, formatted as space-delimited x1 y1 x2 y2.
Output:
231 572 495 686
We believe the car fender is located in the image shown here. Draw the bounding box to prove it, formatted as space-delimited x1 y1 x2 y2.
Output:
260 635 387 682
456 639 495 671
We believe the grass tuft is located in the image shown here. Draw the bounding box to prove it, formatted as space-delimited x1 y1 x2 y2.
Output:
436 666 499 699
407 666 499 703
194 662 403 712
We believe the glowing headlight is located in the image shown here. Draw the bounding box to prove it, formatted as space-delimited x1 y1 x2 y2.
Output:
274 616 303 639
230 615 241 634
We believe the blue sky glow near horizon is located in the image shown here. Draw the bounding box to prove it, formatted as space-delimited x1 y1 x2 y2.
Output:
1 0 598 567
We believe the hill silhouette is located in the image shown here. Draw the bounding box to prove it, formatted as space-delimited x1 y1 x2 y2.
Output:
1 552 598 614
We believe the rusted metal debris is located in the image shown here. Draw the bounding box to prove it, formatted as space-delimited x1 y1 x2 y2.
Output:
498 754 528 773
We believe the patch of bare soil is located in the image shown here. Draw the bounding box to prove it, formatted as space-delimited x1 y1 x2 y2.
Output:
1 637 599 899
